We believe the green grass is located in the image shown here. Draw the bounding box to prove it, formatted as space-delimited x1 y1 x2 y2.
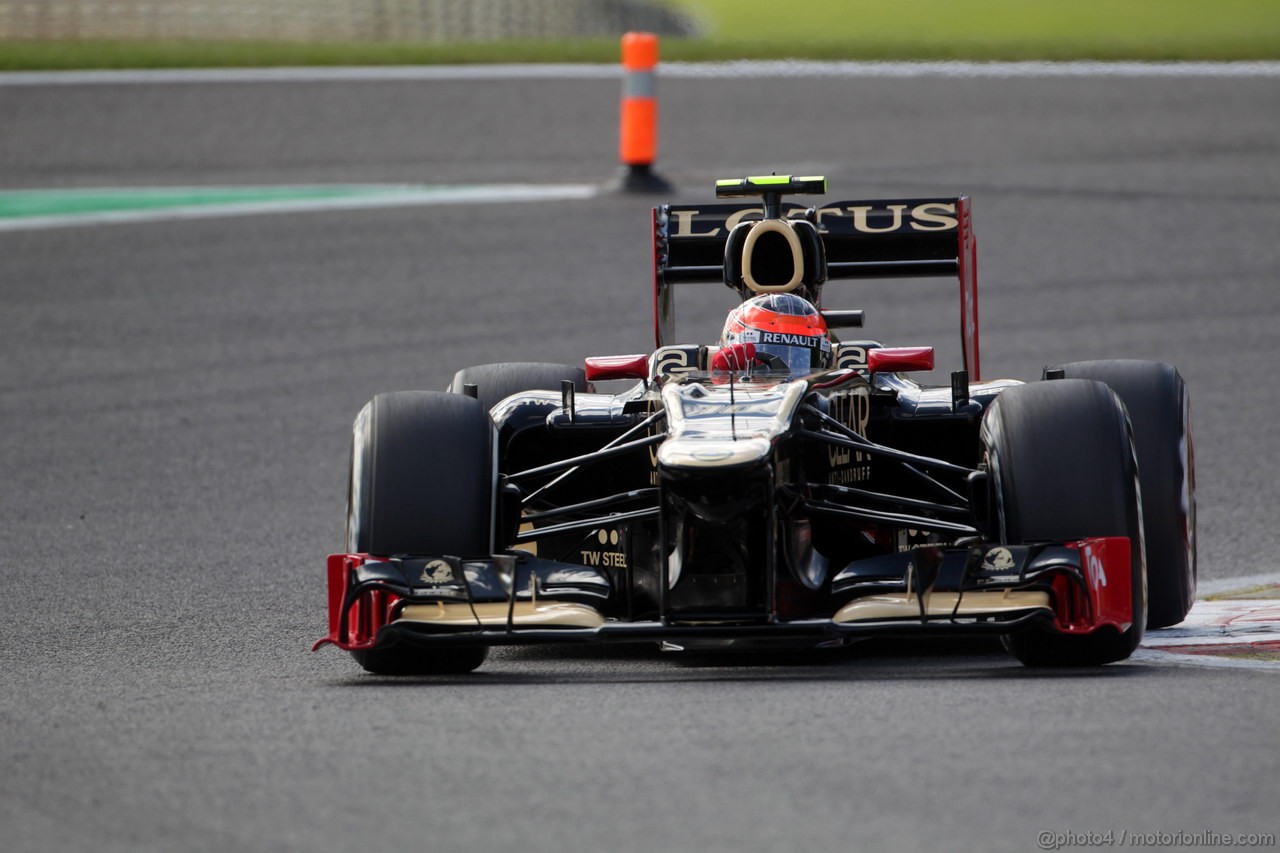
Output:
679 0 1280 60
0 0 1277 70
0 39 627 71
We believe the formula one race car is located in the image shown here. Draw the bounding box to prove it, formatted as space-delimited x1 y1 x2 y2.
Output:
316 176 1196 673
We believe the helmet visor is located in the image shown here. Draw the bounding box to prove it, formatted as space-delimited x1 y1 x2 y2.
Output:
749 331 832 374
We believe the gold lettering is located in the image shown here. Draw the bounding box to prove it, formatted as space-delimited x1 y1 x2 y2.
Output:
670 209 719 238
645 395 664 475
828 387 872 484
810 206 845 234
831 466 871 485
581 550 626 568
836 346 868 371
724 208 764 231
653 348 693 377
910 202 959 232
848 204 908 234
827 394 852 467
672 202 960 238
852 389 871 465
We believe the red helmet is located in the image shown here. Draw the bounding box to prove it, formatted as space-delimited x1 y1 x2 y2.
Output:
720 293 832 374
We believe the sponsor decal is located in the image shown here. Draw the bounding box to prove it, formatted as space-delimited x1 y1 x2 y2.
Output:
670 202 959 238
836 345 868 372
580 528 627 569
981 547 1015 573
419 559 455 585
896 528 935 552
1085 548 1107 587
653 346 696 377
974 546 1022 583
827 386 872 484
831 466 871 485
843 203 959 234
643 393 665 486
760 331 821 349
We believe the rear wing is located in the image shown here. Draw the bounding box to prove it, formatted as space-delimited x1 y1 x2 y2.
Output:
652 197 980 379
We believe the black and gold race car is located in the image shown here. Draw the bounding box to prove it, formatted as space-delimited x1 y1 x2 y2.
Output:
316 176 1196 674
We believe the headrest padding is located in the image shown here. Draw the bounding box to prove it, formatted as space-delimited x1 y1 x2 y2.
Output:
742 219 804 293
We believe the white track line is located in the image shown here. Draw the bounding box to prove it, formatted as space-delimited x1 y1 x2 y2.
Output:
1 61 1278 86
667 60 1280 79
1197 571 1280 597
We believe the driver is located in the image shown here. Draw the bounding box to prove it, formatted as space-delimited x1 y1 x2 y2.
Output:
712 293 833 375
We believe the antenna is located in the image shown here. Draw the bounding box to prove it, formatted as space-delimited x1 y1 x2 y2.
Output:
729 367 737 441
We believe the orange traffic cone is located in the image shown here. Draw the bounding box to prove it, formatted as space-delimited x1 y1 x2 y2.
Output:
616 32 670 192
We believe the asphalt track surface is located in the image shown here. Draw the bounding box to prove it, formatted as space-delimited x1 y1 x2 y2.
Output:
2 69 1278 853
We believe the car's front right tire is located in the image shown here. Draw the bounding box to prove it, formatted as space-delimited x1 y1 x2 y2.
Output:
448 361 592 412
1050 360 1195 628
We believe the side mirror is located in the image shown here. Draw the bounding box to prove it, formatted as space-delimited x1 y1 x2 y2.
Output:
867 346 934 374
585 354 649 382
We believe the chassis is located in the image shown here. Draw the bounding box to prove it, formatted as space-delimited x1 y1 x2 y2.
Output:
316 177 1196 673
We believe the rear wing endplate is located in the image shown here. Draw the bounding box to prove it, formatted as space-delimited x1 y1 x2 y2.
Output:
652 197 980 379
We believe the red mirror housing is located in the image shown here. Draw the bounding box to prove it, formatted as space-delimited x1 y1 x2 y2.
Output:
585 354 650 382
867 346 935 374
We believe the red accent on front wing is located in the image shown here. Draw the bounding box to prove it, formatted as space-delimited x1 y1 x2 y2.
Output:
1055 537 1133 634
312 553 398 652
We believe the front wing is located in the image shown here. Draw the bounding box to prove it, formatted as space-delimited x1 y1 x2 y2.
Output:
314 537 1133 653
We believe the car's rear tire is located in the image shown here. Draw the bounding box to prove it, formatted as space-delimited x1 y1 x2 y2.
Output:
1050 360 1195 628
346 391 494 675
981 380 1146 667
448 362 592 412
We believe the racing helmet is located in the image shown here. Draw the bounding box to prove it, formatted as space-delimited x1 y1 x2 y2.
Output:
721 293 833 374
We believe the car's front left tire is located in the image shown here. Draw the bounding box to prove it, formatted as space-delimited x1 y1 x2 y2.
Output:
982 379 1147 667
345 390 495 675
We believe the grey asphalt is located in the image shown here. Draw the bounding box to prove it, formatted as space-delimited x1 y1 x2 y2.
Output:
1 71 1277 853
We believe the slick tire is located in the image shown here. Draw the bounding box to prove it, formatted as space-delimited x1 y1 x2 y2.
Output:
351 643 489 677
1050 360 1196 628
345 391 494 675
448 362 593 413
981 380 1146 667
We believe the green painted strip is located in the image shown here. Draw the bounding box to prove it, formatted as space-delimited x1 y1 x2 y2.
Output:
746 175 793 185
0 186 397 219
0 183 601 232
